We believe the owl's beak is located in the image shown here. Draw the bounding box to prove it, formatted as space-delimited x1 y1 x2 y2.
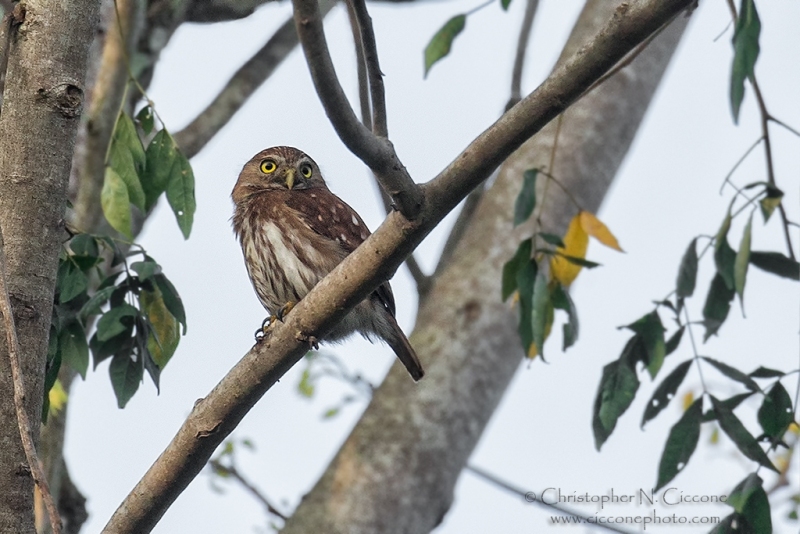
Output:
285 169 295 190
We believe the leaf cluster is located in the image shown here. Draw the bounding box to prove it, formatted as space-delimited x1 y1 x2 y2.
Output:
48 232 186 414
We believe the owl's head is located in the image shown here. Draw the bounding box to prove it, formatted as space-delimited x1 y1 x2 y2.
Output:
232 146 326 203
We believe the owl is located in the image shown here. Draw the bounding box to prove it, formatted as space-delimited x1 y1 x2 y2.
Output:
231 146 424 381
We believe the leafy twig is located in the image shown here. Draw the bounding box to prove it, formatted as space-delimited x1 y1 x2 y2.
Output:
0 231 61 534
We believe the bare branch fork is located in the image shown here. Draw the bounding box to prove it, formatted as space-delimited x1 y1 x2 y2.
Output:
292 0 423 218
102 1 695 532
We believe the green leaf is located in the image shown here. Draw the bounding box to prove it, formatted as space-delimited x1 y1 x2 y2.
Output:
625 311 666 379
641 359 693 429
502 239 532 301
551 283 578 350
664 326 685 356
538 232 565 248
101 168 133 238
702 392 754 422
89 330 131 368
165 151 196 239
113 111 146 172
730 0 761 123
759 186 783 222
676 238 698 298
136 105 155 135
757 382 793 439
108 145 146 211
58 261 88 303
69 233 99 258
557 254 600 268
59 321 88 379
749 251 800 280
655 398 702 491
749 366 784 379
423 15 466 77
109 351 143 409
702 273 735 340
711 395 777 472
516 258 537 355
593 355 639 450
735 214 752 304
500 0 511 10
727 474 772 533
79 286 116 319
298 368 315 398
131 260 162 282
531 272 550 359
715 237 737 291
154 274 187 334
96 303 139 342
323 407 340 419
702 356 760 392
514 169 538 226
141 288 180 369
142 129 178 211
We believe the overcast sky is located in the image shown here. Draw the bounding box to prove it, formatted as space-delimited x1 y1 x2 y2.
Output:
64 1 799 532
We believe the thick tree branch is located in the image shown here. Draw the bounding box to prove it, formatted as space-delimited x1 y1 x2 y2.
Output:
73 0 141 232
100 2 693 533
173 0 338 159
0 1 102 532
292 0 423 218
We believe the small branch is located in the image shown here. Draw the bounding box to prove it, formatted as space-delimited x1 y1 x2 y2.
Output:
292 0 423 218
718 136 763 194
349 0 387 137
750 77 795 260
404 254 431 297
0 232 61 534
174 0 337 159
208 460 287 521
464 465 637 534
345 0 372 130
506 0 539 111
434 182 486 277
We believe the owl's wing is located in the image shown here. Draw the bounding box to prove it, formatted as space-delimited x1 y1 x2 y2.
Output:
286 188 397 317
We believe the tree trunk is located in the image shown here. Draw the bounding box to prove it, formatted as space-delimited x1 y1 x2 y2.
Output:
0 1 101 532
281 2 691 533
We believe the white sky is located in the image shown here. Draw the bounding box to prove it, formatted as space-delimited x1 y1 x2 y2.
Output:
64 1 800 532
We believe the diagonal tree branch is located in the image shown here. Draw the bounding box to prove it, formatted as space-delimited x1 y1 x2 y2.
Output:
101 2 694 532
292 0 423 218
349 0 387 137
173 0 338 159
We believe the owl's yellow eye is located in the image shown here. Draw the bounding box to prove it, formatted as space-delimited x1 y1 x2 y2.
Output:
300 164 313 178
260 160 277 174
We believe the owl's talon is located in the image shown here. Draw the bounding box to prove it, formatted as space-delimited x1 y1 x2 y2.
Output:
308 336 319 350
276 301 296 321
255 316 278 342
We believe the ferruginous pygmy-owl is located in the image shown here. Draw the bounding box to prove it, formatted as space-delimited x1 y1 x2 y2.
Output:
231 146 424 381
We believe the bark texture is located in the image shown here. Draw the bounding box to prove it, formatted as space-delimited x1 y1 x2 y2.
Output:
0 1 101 533
280 3 691 533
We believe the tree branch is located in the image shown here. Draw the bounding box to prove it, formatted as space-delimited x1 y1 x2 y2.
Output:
0 231 61 534
102 2 694 532
173 0 338 159
349 0 387 136
345 0 372 130
208 460 288 521
292 0 423 218
506 0 539 111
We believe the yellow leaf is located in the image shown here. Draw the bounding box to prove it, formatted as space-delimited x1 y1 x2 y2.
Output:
710 426 719 445
550 214 589 286
788 421 800 435
681 391 694 411
141 288 180 368
48 379 68 416
579 211 624 252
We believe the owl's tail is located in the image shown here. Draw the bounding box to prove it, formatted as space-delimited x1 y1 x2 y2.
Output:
385 315 425 382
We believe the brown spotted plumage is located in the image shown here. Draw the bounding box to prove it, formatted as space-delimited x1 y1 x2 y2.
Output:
231 146 424 381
